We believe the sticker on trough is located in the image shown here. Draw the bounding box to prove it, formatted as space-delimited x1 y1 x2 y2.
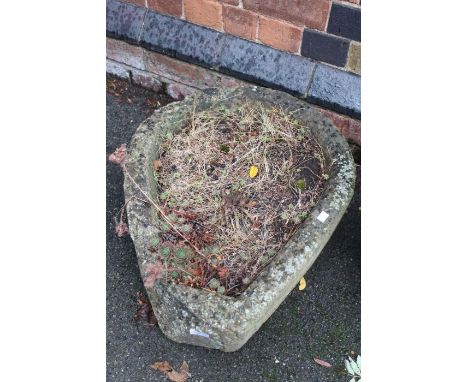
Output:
190 328 210 338
317 211 329 223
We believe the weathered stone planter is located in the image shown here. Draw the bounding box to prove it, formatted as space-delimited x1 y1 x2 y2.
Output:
124 86 355 352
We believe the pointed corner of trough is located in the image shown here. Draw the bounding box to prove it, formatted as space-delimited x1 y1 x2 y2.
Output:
123 85 356 352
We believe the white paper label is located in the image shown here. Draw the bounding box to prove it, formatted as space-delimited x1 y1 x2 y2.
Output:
189 328 210 338
317 211 329 223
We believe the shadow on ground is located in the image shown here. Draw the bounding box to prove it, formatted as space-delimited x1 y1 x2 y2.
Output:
106 75 360 382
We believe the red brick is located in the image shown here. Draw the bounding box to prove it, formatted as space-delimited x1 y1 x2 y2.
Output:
321 110 361 145
184 0 223 31
223 5 257 40
121 0 146 7
243 0 330 30
257 16 302 53
144 49 245 90
147 0 183 17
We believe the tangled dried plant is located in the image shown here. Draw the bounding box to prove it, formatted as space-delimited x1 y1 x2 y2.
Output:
147 102 328 295
110 101 329 296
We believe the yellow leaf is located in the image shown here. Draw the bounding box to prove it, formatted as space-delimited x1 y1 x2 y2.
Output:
298 277 306 290
249 165 259 178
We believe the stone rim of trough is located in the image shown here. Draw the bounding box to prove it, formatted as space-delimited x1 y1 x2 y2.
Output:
123 86 356 352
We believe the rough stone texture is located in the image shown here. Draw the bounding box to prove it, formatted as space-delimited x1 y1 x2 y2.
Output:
144 49 245 89
258 16 302 53
223 5 258 40
321 109 361 145
347 42 361 75
140 11 225 68
219 36 316 96
184 0 223 31
327 2 361 42
131 70 163 92
301 29 350 68
147 0 183 17
174 22 226 67
106 0 146 43
123 86 355 351
243 0 330 30
106 60 131 79
106 38 246 94
166 83 197 100
140 11 187 57
309 64 361 119
106 37 146 70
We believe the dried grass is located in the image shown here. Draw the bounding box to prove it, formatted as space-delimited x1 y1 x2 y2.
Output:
151 102 327 296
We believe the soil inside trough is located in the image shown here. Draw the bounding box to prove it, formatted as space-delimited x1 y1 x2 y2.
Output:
148 103 327 296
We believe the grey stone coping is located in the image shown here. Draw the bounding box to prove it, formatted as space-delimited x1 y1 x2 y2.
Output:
308 64 361 119
106 0 360 119
123 86 356 351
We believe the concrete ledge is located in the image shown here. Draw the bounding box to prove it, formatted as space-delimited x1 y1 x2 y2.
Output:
106 0 361 119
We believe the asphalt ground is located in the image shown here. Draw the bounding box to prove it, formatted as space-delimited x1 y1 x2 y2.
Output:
106 75 361 382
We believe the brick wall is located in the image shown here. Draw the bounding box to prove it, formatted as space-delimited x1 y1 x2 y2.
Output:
122 0 361 74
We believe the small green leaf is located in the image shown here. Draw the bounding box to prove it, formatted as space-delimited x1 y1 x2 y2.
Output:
208 278 220 289
160 222 169 232
295 178 306 191
171 271 179 278
160 191 170 200
167 213 178 222
150 237 160 246
175 248 187 259
217 286 225 294
219 144 230 153
160 246 170 256
181 224 192 233
323 173 330 180
165 131 173 140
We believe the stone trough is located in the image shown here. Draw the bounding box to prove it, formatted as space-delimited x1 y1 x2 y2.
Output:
124 86 355 352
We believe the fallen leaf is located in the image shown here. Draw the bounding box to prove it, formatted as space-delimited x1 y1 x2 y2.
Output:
298 277 306 290
167 361 191 382
314 358 332 368
151 361 172 373
153 159 162 171
144 261 164 288
134 291 157 327
115 221 129 237
249 165 259 178
108 144 127 165
217 267 229 279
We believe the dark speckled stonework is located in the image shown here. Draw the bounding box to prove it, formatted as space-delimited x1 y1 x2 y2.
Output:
219 36 315 97
141 12 225 68
174 22 226 68
106 0 146 43
140 11 186 57
308 64 361 119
